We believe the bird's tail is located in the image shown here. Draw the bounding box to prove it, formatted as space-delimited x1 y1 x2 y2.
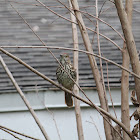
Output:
65 92 73 108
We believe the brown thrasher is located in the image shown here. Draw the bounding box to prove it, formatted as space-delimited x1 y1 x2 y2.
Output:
56 53 76 107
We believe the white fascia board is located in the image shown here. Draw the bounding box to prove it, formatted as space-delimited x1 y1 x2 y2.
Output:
0 88 133 112
44 89 133 108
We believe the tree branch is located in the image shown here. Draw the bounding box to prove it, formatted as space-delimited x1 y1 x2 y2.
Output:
121 0 133 139
69 0 84 139
0 125 40 140
0 55 50 140
1 46 140 80
114 0 140 103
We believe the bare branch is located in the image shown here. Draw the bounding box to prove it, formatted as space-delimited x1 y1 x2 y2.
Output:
1 45 140 80
115 0 140 103
34 86 61 140
0 127 21 140
121 0 133 139
106 62 117 118
35 0 76 24
86 117 102 140
0 125 40 140
0 55 50 140
133 8 140 14
86 26 122 51
79 10 125 42
90 116 102 140
56 0 123 51
69 0 84 139
95 0 107 116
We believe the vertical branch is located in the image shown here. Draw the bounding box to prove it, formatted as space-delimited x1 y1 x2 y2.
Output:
114 0 140 102
121 0 133 139
95 0 107 115
68 1 84 140
106 62 117 118
70 0 113 139
96 0 104 86
0 55 50 140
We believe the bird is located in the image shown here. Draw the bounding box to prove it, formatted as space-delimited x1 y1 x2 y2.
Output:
56 53 76 107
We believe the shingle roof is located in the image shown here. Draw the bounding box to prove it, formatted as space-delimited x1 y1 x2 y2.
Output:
0 0 139 93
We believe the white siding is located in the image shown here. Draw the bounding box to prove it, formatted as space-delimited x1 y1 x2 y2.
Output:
0 89 136 140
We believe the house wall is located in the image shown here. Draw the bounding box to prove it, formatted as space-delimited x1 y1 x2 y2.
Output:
0 89 136 140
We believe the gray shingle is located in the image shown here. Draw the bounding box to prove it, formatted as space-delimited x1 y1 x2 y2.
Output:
0 0 139 93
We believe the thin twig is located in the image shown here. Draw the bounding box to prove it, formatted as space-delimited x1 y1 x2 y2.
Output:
133 8 140 14
94 0 112 138
92 1 113 45
0 127 22 140
79 10 125 42
100 5 115 15
45 106 62 140
51 12 69 24
0 125 40 140
95 0 107 112
106 62 117 118
56 0 123 51
91 0 107 45
86 116 102 140
82 13 96 26
0 55 50 140
95 1 112 132
86 121 102 140
1 46 139 80
7 0 41 6
87 27 122 51
35 0 76 24
86 117 124 140
35 85 61 140
90 116 102 140
7 0 97 9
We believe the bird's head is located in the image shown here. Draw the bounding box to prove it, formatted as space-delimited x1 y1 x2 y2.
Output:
59 53 71 64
